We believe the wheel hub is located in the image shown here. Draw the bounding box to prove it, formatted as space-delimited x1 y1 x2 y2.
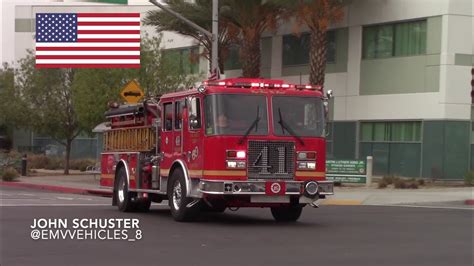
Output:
172 180 182 210
118 179 125 203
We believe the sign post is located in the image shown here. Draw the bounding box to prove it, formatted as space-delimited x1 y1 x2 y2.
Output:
120 80 144 104
326 159 367 183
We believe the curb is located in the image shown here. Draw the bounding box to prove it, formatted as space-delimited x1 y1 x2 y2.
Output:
464 199 474 205
0 181 112 197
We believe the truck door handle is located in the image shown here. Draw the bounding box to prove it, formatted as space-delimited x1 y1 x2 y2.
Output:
187 151 191 162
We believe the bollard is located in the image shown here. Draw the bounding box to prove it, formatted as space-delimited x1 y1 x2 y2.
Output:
366 156 373 187
21 154 27 176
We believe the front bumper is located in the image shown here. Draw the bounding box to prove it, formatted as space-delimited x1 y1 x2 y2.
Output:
198 180 334 196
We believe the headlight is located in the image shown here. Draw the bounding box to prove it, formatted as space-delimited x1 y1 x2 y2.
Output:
226 160 246 169
297 161 316 170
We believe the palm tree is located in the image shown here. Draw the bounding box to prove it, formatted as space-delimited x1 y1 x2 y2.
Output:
288 0 346 86
220 0 283 77
144 0 237 73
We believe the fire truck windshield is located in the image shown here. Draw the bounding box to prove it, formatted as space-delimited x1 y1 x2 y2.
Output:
204 94 268 136
272 96 325 137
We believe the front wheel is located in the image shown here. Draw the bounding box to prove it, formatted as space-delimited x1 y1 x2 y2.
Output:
168 168 200 222
270 205 303 222
115 167 135 212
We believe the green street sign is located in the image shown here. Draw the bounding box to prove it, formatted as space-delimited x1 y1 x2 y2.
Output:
93 0 128 4
326 159 367 183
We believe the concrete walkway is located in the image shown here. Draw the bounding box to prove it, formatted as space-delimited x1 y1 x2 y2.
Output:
1 174 473 207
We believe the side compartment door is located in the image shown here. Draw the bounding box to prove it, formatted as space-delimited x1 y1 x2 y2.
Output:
160 101 174 178
183 96 204 178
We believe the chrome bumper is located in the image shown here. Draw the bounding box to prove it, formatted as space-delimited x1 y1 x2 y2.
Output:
198 180 334 196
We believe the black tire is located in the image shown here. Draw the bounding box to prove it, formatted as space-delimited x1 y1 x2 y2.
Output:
270 205 303 222
168 168 200 222
115 167 135 212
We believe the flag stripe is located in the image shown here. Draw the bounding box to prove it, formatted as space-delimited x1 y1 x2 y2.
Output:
36 55 140 59
36 51 140 55
77 30 140 34
77 34 140 39
77 21 140 26
77 13 140 17
77 17 140 22
36 43 140 47
77 38 140 42
36 59 140 64
36 47 140 51
36 64 140 68
77 26 140 30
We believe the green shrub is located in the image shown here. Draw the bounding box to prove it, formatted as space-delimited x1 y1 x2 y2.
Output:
382 175 396 185
378 180 388 188
2 167 19 181
464 171 474 186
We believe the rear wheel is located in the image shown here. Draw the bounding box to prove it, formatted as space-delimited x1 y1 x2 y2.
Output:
270 205 303 222
116 167 135 212
168 168 200 222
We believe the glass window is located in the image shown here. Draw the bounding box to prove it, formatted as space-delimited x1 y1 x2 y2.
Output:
163 103 173 131
282 30 336 66
272 96 325 137
363 20 426 59
174 101 183 130
163 46 199 74
224 44 241 70
394 20 426 57
204 94 268 136
188 97 201 130
360 121 421 142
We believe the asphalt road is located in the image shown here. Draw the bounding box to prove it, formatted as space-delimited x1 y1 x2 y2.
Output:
1 186 472 266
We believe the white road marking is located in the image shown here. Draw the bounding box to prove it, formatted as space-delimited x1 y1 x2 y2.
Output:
18 193 35 196
56 197 74 200
372 204 474 211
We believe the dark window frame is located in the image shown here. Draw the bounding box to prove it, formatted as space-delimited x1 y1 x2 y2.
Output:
282 30 337 67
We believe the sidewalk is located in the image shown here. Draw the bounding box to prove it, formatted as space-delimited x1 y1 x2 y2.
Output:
0 174 112 196
1 174 472 206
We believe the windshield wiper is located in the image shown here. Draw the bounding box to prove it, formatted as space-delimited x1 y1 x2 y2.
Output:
238 106 260 144
278 108 305 146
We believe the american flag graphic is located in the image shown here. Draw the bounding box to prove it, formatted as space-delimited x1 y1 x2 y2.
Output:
35 13 141 68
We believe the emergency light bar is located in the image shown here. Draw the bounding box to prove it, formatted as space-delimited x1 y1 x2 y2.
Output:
203 79 322 91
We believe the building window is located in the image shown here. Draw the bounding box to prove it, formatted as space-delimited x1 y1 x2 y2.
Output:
360 121 421 142
362 20 426 59
224 44 241 70
163 47 199 74
282 30 336 67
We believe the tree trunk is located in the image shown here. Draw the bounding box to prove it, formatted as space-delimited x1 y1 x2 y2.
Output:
309 28 328 87
64 139 72 175
240 34 261 78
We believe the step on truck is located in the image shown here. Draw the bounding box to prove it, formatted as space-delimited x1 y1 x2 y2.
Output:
100 78 334 222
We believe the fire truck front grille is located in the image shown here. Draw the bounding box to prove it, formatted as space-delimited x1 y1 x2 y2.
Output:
247 141 295 180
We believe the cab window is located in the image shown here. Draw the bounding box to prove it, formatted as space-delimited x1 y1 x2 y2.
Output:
188 97 201 130
175 100 183 130
163 102 173 131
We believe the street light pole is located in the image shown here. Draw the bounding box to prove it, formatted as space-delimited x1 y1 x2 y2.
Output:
211 0 218 75
148 0 219 74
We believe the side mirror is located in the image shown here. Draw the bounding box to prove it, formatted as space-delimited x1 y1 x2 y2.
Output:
326 90 333 99
189 114 200 128
190 119 199 128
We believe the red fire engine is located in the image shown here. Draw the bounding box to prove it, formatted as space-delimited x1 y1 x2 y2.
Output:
100 78 334 222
